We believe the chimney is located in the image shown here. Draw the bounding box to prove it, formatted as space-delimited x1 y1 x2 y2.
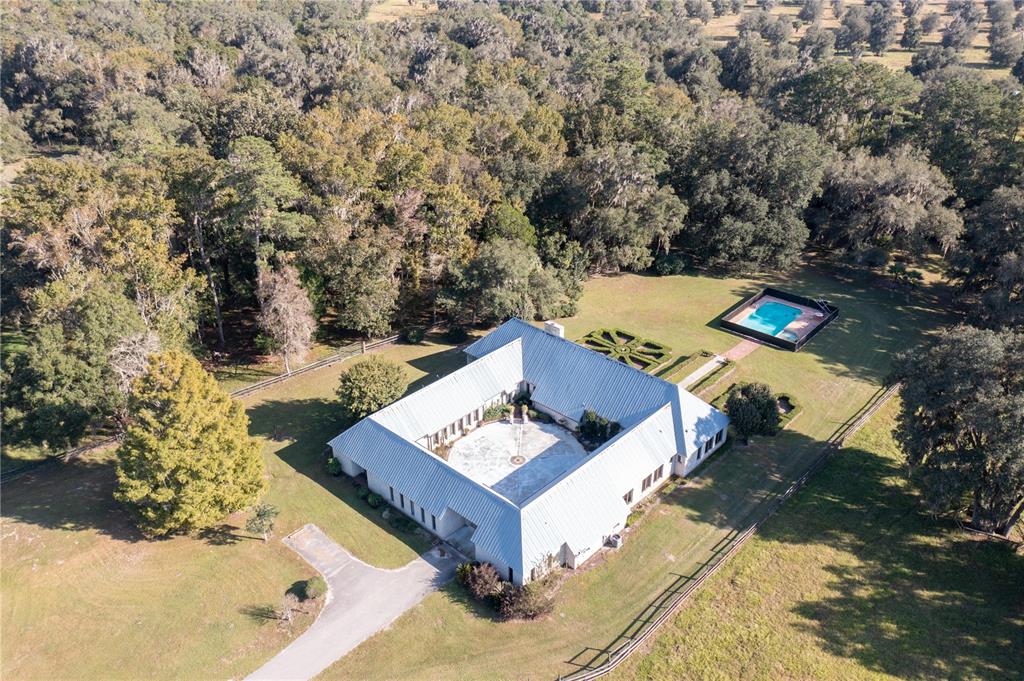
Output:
543 321 565 338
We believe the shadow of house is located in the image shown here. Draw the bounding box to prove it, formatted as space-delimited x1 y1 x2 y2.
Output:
245 396 430 559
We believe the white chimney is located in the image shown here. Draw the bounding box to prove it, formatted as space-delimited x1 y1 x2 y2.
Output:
543 321 565 338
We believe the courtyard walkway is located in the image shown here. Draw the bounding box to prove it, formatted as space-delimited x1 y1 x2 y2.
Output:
246 524 458 681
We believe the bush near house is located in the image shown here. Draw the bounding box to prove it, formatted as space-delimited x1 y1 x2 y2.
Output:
325 457 342 476
579 409 621 448
366 492 383 509
457 562 558 620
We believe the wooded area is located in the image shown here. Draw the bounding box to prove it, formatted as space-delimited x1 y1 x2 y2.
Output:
1 0 1021 530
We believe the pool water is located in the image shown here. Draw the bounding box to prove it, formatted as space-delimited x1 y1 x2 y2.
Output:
740 301 801 337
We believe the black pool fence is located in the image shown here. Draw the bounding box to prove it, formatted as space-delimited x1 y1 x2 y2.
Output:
719 287 839 352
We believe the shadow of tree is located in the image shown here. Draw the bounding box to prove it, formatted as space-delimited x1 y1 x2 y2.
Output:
240 604 279 625
198 523 247 546
767 441 1024 680
0 455 145 543
404 345 468 396
245 396 431 558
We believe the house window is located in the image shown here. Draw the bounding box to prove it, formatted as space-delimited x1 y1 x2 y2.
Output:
715 429 723 444
431 514 437 531
400 493 405 508
642 474 653 491
704 439 713 454
508 567 514 582
389 486 395 502
623 489 634 504
653 465 664 481
409 500 416 516
420 508 425 523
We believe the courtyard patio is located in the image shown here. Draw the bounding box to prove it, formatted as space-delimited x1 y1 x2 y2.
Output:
446 420 588 505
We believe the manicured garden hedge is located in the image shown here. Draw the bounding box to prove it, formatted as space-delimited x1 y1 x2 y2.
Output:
579 328 672 372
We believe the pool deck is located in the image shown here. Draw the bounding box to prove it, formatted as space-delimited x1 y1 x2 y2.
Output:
445 421 588 506
725 294 826 342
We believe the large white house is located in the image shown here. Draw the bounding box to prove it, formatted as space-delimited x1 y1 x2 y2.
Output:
328 318 729 584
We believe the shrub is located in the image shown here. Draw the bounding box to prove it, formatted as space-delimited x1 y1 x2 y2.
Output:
456 561 475 586
483 403 512 421
304 575 328 600
626 510 643 527
445 326 469 343
579 409 621 446
336 356 406 422
356 485 370 501
388 514 418 532
498 582 555 620
466 562 502 601
725 382 780 442
403 326 425 344
653 252 688 275
325 457 342 476
366 492 383 509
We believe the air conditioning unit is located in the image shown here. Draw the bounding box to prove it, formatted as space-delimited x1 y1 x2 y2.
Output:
607 533 623 549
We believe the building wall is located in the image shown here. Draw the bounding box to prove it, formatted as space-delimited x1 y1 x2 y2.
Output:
672 427 728 477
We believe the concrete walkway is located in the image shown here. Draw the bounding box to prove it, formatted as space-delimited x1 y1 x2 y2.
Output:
723 339 761 362
246 524 458 681
681 355 728 389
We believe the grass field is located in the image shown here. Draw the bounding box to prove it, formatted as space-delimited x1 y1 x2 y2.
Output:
0 336 463 680
315 262 954 680
613 399 1024 680
0 262 970 680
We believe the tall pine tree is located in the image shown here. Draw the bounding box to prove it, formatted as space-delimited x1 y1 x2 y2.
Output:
114 351 265 536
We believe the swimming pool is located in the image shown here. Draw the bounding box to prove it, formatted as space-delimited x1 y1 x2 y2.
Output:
739 301 801 337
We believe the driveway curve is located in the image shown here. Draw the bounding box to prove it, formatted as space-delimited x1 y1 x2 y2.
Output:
246 524 458 681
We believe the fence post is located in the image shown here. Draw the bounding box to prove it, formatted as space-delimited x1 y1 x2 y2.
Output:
361 340 366 354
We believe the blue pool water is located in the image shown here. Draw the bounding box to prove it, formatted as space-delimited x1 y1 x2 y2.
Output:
740 301 801 337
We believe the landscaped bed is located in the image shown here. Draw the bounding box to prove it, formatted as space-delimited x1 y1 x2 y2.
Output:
578 328 672 372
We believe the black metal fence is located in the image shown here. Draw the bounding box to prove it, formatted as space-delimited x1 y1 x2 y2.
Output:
719 287 839 351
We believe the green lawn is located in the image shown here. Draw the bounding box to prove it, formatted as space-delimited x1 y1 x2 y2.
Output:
614 399 1024 681
316 263 954 680
0 263 964 680
0 335 465 680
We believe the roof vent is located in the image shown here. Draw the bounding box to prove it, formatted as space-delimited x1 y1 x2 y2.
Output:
543 321 565 338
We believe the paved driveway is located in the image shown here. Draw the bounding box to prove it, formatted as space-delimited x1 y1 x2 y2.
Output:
246 524 458 681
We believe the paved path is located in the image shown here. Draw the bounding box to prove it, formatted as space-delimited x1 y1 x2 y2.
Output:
722 339 760 362
246 524 458 681
681 355 728 389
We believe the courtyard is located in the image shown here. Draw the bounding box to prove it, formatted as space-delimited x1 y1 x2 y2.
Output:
445 420 588 505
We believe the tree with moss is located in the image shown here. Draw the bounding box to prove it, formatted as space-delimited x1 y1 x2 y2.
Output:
256 264 316 374
892 327 1024 536
336 356 407 422
114 351 265 537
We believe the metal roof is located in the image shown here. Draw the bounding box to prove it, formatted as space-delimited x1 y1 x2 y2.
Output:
330 318 728 580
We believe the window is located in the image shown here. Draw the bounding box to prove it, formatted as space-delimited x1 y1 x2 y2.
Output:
400 493 405 508
653 465 664 481
420 508 425 523
389 486 394 502
704 439 713 454
715 429 723 444
508 567 514 582
409 500 416 516
623 489 634 504
642 475 652 491
431 514 437 531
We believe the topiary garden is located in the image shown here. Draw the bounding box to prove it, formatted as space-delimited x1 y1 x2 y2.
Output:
578 328 671 372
